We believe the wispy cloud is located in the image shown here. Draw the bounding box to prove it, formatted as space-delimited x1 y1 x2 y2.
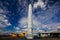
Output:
0 1 10 14
14 27 22 33
18 17 28 28
34 2 60 24
33 0 48 10
0 14 11 28
0 1 11 28
14 27 20 30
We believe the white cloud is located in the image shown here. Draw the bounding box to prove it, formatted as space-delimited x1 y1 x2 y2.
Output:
0 1 11 28
14 26 22 33
18 17 28 28
42 25 47 28
39 30 45 32
33 0 48 10
0 8 4 13
15 31 22 33
34 2 60 24
0 1 10 14
0 14 11 28
0 30 13 35
57 26 60 29
14 27 20 31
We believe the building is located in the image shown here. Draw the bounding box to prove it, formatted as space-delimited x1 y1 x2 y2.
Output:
39 26 60 37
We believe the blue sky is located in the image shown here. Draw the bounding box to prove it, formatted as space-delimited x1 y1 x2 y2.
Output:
0 0 60 34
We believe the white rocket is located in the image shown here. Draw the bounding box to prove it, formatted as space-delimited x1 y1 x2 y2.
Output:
27 4 33 39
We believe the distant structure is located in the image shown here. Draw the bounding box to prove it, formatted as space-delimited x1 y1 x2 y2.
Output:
57 26 60 30
39 26 60 37
27 4 33 39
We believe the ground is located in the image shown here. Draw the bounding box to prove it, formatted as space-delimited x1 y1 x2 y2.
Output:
0 37 60 40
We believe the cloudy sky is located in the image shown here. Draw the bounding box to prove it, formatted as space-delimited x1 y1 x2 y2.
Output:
0 0 60 34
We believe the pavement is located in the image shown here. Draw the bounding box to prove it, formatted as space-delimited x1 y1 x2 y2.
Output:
0 37 41 40
0 37 60 40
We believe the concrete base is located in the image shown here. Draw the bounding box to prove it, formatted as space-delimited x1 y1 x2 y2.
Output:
27 37 33 39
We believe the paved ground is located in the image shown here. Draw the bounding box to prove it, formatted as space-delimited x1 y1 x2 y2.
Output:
0 37 60 40
41 37 60 40
0 37 41 40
